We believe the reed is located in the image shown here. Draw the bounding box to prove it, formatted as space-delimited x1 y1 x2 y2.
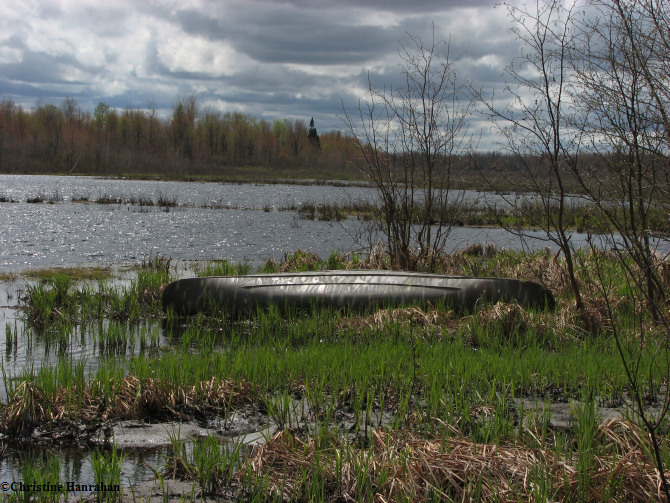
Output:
161 434 244 496
195 259 250 277
6 450 65 503
90 444 124 503
0 193 18 203
19 258 172 329
156 192 177 208
3 246 670 500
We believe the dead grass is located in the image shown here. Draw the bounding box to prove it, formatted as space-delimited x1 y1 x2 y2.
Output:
280 249 323 272
335 307 456 337
0 377 256 436
18 266 113 281
3 382 50 435
244 420 670 502
509 252 572 296
475 302 530 340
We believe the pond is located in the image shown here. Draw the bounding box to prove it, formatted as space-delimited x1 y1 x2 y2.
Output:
0 174 590 272
0 174 600 384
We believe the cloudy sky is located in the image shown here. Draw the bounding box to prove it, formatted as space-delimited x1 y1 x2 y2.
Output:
1 0 523 147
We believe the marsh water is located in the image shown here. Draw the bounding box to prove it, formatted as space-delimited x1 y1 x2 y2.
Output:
0 175 574 272
0 174 597 496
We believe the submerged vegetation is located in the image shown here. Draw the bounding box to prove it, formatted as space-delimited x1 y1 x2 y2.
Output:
1 246 669 501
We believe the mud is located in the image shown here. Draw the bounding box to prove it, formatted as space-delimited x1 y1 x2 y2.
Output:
2 392 664 502
76 397 655 501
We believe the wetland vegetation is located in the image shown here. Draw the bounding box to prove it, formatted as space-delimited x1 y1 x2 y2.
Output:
10 186 669 237
1 0 669 499
1 247 669 501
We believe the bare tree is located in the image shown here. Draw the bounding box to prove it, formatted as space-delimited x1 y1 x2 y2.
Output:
474 0 584 309
571 0 670 313
568 2 670 496
343 29 471 270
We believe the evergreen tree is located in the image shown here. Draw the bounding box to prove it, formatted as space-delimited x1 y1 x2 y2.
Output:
307 117 320 148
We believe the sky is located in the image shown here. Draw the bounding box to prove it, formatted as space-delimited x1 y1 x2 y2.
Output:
0 0 524 149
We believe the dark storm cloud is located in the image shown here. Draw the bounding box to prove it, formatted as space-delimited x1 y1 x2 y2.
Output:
0 50 95 85
0 79 54 100
234 24 397 65
171 4 399 66
173 9 227 41
268 0 497 11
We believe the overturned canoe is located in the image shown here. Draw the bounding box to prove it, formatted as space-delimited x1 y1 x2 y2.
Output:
162 270 555 316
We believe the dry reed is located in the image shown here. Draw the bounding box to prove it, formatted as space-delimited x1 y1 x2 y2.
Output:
0 376 256 436
335 307 455 337
244 419 670 502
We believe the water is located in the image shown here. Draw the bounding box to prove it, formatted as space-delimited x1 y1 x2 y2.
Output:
0 175 592 272
0 174 598 383
1 175 383 271
0 445 163 498
0 174 377 208
0 174 600 496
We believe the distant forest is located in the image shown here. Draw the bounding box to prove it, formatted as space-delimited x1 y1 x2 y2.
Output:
0 96 365 179
0 96 524 183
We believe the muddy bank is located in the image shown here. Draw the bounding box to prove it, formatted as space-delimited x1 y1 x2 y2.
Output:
1 390 656 502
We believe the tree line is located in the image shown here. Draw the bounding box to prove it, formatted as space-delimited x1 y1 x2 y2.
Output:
0 96 360 178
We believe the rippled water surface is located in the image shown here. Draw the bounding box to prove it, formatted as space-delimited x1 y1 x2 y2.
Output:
1 175 380 271
0 174 575 271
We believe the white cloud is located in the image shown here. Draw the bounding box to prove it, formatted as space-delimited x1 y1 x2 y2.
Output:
0 47 22 65
157 35 243 77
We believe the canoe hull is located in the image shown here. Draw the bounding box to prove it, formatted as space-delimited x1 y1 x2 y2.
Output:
162 271 556 316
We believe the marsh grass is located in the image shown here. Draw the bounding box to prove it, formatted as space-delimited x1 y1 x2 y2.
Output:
290 198 668 233
4 247 670 500
20 266 113 282
26 190 63 204
195 259 250 277
19 257 172 330
241 417 669 502
5 450 66 503
90 443 124 502
0 193 18 203
88 192 177 208
161 433 245 496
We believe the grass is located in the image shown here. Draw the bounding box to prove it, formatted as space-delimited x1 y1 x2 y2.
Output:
0 193 18 203
26 190 64 204
239 417 665 502
51 183 664 233
2 247 670 500
90 444 124 502
290 197 670 233
161 432 245 497
23 266 113 281
194 259 250 277
19 256 171 331
4 449 67 503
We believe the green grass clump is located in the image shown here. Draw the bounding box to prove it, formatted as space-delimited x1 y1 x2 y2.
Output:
4 246 670 500
90 444 124 502
196 259 250 277
6 450 66 503
24 266 113 281
161 433 244 496
20 257 173 330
